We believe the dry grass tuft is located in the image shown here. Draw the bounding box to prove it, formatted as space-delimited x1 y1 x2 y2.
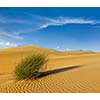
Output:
14 52 48 80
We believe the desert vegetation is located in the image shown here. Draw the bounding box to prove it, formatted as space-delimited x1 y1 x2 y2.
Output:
14 52 48 80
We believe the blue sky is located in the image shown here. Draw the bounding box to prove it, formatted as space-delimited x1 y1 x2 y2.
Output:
0 7 100 51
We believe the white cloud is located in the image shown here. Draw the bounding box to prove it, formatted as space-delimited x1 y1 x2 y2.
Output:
0 40 17 48
17 16 97 33
0 14 99 34
0 14 98 32
37 16 97 31
56 45 71 51
0 30 22 48
0 14 100 49
0 31 23 40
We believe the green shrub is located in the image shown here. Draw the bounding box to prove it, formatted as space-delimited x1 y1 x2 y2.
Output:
14 53 47 80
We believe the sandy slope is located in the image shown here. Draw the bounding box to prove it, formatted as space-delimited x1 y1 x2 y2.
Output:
0 45 100 93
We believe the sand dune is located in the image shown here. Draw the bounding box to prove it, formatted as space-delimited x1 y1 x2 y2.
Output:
0 45 100 93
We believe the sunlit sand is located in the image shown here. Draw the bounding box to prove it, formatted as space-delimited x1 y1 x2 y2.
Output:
0 45 100 93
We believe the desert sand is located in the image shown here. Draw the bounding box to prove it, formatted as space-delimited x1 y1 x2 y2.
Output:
0 45 100 93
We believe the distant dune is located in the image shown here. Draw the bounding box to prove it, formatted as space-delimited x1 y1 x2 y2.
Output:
0 45 100 92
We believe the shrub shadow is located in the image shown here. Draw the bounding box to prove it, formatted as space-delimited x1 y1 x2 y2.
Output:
35 65 83 79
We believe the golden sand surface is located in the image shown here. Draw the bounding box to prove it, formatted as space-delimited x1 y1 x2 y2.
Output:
0 45 100 93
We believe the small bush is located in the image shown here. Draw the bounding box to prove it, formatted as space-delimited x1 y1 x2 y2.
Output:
14 53 47 80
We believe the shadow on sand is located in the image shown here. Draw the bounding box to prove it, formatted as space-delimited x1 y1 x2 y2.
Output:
33 65 83 79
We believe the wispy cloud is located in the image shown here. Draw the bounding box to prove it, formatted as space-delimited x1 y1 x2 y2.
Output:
0 14 100 48
35 16 98 30
0 30 23 48
0 15 32 24
0 30 23 39
13 15 99 34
